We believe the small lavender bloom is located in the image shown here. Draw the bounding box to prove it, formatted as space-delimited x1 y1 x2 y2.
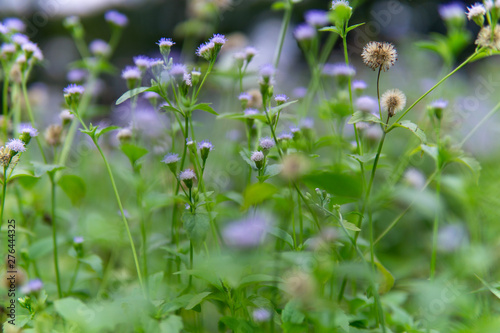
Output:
323 63 356 77
121 66 141 80
223 213 270 249
239 92 252 102
179 169 197 181
305 10 329 27
244 108 259 116
19 124 38 137
467 3 487 20
259 64 275 79
63 16 80 28
162 153 180 164
292 87 307 98
294 24 316 41
259 137 275 150
15 54 27 64
143 91 160 100
105 10 129 27
3 18 26 32
438 2 464 20
278 132 293 140
352 80 368 91
0 23 8 34
73 236 84 244
332 0 351 10
196 41 215 60
300 117 314 129
197 140 214 151
67 68 88 82
290 125 300 133
133 55 151 70
251 151 264 162
63 84 85 96
21 42 41 55
12 33 30 46
89 39 111 56
186 138 195 146
1 43 16 56
356 96 378 113
430 99 449 110
274 94 289 104
403 168 426 189
183 73 192 86
149 58 163 67
438 224 468 252
210 33 227 45
244 46 258 61
170 63 188 81
6 138 26 152
253 308 271 322
60 109 74 122
157 37 175 48
21 279 43 294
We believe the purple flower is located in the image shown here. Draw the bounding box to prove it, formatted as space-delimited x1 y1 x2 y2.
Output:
259 137 275 150
244 108 259 116
223 213 271 249
1 43 16 56
294 24 316 41
67 68 88 82
157 38 175 48
133 55 151 70
89 39 111 56
73 236 84 244
170 63 188 81
292 87 308 99
210 33 227 45
63 84 85 96
274 94 289 104
259 64 275 79
239 92 252 102
21 279 43 294
253 308 271 322
19 124 38 137
105 10 128 27
278 132 293 140
162 153 180 165
251 151 264 162
11 33 30 46
143 91 160 100
438 2 465 20
300 118 314 129
352 80 368 91
6 138 26 152
0 23 8 35
244 46 258 60
197 140 214 151
356 96 378 113
305 10 329 27
430 99 449 110
179 169 196 181
121 66 141 80
3 18 26 32
196 41 215 60
323 63 356 77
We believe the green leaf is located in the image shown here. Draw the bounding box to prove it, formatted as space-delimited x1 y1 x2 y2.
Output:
116 86 158 105
160 315 184 333
421 144 439 162
282 300 305 324
346 22 366 33
58 174 86 206
475 274 500 300
79 254 103 277
374 260 395 294
264 164 283 178
348 152 379 164
54 298 90 325
319 25 340 34
394 120 427 143
182 212 210 248
348 111 385 125
238 274 282 288
6 168 38 183
161 104 183 115
31 162 65 178
454 156 481 181
243 182 278 210
303 171 362 199
340 220 361 232
191 103 218 115
240 150 257 170
268 227 294 248
120 143 149 166
269 100 298 118
160 294 193 313
185 292 212 310
96 125 120 139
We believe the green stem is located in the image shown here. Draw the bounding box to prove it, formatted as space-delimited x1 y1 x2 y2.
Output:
430 120 442 280
388 49 481 132
195 61 215 100
50 176 62 298
2 71 9 140
67 260 81 294
460 100 500 147
0 166 7 230
21 79 47 164
273 0 293 68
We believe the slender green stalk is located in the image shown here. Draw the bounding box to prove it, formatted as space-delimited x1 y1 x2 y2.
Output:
460 100 500 146
50 175 63 298
195 61 215 100
21 79 47 164
430 120 442 280
2 70 9 140
0 166 7 230
388 49 481 132
273 0 293 68
67 260 81 294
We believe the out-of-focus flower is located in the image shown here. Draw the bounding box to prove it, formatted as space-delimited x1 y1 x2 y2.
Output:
105 10 128 27
305 10 329 27
89 39 111 57
20 279 43 294
253 308 271 322
222 212 271 249
3 18 26 33
45 124 63 146
293 24 316 41
67 68 88 83
352 80 368 92
475 25 500 50
403 168 426 189
179 169 196 188
356 96 378 113
6 139 26 153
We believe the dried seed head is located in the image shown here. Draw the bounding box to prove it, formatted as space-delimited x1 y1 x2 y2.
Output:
361 41 398 72
0 146 12 167
44 124 63 146
381 89 406 117
475 25 500 50
246 89 263 109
